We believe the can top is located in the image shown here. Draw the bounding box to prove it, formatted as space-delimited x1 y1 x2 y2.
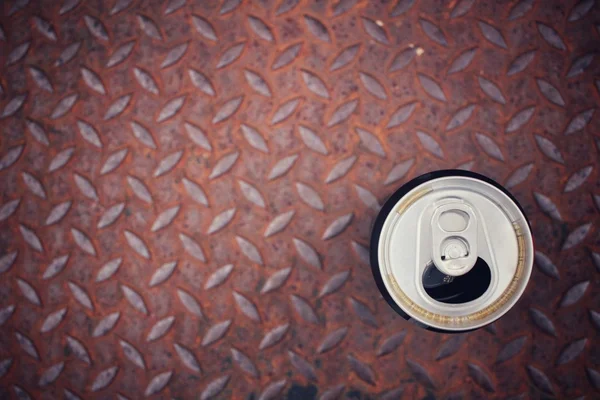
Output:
377 175 534 331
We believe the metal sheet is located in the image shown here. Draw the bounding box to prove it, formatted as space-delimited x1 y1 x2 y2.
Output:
0 0 598 398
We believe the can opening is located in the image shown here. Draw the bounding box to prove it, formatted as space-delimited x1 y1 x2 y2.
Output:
422 257 491 304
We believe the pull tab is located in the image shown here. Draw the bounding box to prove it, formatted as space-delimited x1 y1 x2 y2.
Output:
431 198 478 277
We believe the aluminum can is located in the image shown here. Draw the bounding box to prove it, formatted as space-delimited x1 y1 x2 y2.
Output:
370 170 534 332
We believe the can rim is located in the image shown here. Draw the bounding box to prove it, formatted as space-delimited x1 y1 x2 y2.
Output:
370 169 533 332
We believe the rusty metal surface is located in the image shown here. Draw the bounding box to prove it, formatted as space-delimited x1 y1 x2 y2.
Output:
0 0 599 398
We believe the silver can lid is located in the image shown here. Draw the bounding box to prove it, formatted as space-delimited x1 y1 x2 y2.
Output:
377 175 534 331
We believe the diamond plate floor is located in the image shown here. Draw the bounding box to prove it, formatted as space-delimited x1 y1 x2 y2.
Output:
0 0 599 399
